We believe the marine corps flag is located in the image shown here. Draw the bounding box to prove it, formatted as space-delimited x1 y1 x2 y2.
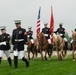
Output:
36 7 41 38
50 6 54 43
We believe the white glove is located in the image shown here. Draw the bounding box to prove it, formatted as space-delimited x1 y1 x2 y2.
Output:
27 35 30 38
60 34 63 36
0 42 6 45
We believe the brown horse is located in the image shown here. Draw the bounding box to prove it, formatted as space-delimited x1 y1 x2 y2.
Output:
27 38 37 60
54 34 65 60
72 31 76 61
34 39 39 57
37 32 52 60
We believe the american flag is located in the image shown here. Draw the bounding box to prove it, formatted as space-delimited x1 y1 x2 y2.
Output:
36 7 41 38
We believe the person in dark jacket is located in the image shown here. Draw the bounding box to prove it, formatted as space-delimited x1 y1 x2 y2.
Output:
0 26 12 66
27 27 34 51
12 20 29 69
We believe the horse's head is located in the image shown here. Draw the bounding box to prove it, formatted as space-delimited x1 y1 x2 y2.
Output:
72 31 76 50
53 33 57 42
72 31 76 41
53 34 60 43
37 32 45 44
54 34 65 48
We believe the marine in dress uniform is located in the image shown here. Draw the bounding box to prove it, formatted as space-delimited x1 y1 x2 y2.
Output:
0 26 12 66
54 23 68 50
27 27 34 51
42 23 52 50
12 20 29 69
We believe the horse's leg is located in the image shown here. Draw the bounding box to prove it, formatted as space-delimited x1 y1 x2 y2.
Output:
64 49 67 57
35 48 38 58
28 50 30 60
45 50 47 60
63 45 67 59
50 45 53 57
40 50 44 60
58 50 61 60
58 51 61 60
48 44 52 58
57 48 59 60
50 48 53 58
59 49 63 60
31 48 35 59
32 52 34 59
48 49 53 60
48 50 52 58
58 51 60 60
63 49 67 59
72 49 75 61
36 45 39 58
48 51 51 59
35 46 38 58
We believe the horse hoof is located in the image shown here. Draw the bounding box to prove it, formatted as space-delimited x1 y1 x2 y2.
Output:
45 57 48 60
48 58 50 60
64 56 67 59
32 58 34 60
45 58 48 60
29 58 30 60
73 59 75 61
42 59 44 61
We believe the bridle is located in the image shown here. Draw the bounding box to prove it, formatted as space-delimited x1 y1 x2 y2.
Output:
38 33 48 50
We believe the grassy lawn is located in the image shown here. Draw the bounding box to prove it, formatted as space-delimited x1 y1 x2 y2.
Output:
0 55 76 75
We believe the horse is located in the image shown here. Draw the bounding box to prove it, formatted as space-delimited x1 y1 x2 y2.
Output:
27 38 37 60
37 32 52 60
72 31 76 61
34 39 40 57
53 34 65 60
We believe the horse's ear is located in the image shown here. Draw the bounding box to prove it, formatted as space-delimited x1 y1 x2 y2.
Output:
39 32 41 34
41 32 43 34
41 32 42 33
42 32 44 35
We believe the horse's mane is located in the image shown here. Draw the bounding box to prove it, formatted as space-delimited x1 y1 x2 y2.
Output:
54 34 65 48
54 34 62 42
38 32 44 37
38 32 47 44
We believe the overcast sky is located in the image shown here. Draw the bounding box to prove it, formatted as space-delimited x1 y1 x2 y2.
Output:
0 0 76 37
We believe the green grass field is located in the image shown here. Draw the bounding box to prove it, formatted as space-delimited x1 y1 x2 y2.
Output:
0 55 76 75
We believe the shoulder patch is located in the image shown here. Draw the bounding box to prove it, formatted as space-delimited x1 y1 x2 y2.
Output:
24 32 27 35
7 36 10 38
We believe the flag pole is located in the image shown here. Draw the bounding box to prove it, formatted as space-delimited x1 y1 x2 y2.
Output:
50 6 54 43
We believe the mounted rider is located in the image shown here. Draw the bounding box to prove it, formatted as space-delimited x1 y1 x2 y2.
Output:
42 23 52 50
54 23 68 50
27 27 34 51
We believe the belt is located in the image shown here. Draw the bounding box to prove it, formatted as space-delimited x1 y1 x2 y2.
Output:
59 34 63 36
0 42 6 45
44 34 48 37
15 39 24 42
